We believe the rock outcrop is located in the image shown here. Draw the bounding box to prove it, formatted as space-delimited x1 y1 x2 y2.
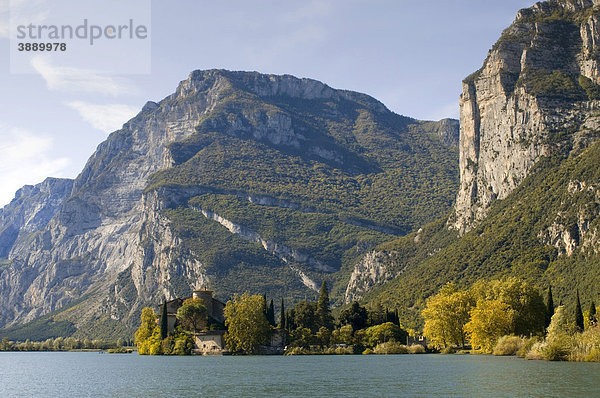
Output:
451 0 600 233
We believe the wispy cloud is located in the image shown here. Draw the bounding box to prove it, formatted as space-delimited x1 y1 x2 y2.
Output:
30 57 138 96
0 125 70 207
0 0 8 38
1 0 49 39
66 101 138 133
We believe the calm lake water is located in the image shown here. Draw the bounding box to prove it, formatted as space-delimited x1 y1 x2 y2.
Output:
0 352 599 397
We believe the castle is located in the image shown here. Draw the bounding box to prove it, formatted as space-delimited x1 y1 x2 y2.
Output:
160 289 227 355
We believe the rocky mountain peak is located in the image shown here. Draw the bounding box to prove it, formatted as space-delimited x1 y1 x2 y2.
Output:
451 0 600 234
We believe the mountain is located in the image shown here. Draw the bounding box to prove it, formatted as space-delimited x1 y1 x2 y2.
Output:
0 70 459 339
355 0 600 328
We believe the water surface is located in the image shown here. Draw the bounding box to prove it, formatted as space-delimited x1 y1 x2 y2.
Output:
1 352 598 397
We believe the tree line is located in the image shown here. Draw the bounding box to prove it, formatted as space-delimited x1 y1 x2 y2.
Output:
0 337 131 352
135 282 426 355
422 277 600 361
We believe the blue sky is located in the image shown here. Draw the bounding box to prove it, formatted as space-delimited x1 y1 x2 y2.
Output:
0 0 534 206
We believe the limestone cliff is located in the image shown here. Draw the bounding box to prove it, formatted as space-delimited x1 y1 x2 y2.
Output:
451 0 600 233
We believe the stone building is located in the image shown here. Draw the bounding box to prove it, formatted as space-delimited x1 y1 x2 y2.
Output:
160 289 225 335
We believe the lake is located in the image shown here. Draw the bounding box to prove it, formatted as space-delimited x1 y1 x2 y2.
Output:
0 352 599 397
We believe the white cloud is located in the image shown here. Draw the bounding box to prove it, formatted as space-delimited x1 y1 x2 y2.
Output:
0 126 70 207
66 101 138 133
31 56 138 96
1 0 49 39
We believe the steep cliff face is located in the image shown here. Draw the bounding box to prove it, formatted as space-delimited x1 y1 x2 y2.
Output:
0 178 73 258
451 0 600 233
0 70 459 337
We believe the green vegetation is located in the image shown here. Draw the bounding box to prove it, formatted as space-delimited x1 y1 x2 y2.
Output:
519 69 585 101
0 336 130 352
140 78 458 305
419 279 600 361
282 295 414 355
422 278 544 353
368 139 600 330
224 293 270 354
134 307 195 356
177 298 208 333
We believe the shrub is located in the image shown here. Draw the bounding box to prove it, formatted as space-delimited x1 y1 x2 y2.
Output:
517 336 542 358
373 341 408 354
525 341 545 360
362 348 374 355
493 335 525 356
543 336 573 361
569 327 600 362
407 344 426 354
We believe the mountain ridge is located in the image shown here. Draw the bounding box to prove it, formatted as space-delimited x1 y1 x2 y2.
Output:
0 69 459 338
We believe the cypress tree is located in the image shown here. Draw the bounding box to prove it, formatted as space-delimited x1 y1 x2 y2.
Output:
267 299 275 326
279 298 285 329
160 299 169 340
589 300 597 327
545 286 554 329
316 281 334 330
575 290 584 331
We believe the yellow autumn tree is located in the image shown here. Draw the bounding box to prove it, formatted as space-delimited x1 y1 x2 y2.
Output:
422 283 474 349
135 307 162 355
464 299 514 353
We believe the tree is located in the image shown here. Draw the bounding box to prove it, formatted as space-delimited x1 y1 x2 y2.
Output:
160 299 169 340
367 302 386 326
176 298 208 333
279 298 285 329
339 301 368 331
316 326 331 347
422 283 474 349
285 308 296 331
331 324 354 345
294 301 317 332
545 286 555 329
316 281 334 330
135 307 162 355
464 299 514 353
575 290 584 331
589 300 597 328
364 322 408 347
471 277 545 336
267 299 276 327
544 305 577 360
224 292 270 354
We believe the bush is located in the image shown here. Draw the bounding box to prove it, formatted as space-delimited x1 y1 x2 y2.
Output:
525 341 545 360
441 346 456 354
517 336 542 358
106 347 133 353
493 335 525 356
407 344 426 354
544 336 572 361
569 327 600 362
373 341 408 354
362 348 374 355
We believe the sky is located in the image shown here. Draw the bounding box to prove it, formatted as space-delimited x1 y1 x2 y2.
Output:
0 0 534 207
